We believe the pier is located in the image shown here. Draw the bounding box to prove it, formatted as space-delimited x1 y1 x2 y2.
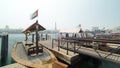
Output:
39 38 120 65
39 40 80 65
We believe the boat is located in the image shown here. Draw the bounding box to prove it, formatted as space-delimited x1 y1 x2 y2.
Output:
11 20 57 68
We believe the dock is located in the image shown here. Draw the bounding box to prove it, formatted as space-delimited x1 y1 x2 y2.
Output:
39 40 81 64
39 39 120 65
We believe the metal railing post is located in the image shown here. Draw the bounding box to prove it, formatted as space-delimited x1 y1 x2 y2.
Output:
67 40 69 55
52 39 54 48
58 39 60 51
74 41 76 54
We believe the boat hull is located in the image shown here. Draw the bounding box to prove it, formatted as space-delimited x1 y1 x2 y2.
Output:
11 42 57 68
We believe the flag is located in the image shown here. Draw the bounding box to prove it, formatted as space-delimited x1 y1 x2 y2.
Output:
31 9 38 19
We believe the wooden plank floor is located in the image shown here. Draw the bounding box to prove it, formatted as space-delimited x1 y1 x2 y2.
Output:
39 41 79 64
63 43 120 64
40 40 120 64
40 41 78 57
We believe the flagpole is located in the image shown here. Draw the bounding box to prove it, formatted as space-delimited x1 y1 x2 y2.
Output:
37 9 39 22
35 9 39 55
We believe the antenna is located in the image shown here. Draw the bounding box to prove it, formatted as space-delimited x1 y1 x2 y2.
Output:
55 22 57 30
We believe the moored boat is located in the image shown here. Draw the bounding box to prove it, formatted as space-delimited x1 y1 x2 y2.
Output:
11 20 57 68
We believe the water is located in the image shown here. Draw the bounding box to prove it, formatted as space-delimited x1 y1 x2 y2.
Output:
4 34 25 65
0 33 58 66
73 56 120 68
0 34 120 68
0 34 27 66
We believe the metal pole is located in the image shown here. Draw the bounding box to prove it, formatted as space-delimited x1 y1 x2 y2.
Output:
58 39 60 51
67 40 68 55
52 39 54 48
46 34 47 40
74 41 76 54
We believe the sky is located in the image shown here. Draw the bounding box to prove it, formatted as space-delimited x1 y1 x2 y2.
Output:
0 0 120 30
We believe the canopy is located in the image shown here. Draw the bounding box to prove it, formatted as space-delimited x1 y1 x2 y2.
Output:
23 20 46 33
22 20 46 55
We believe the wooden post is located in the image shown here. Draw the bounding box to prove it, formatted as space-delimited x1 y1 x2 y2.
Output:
32 34 34 43
0 34 8 66
36 21 39 55
41 34 43 41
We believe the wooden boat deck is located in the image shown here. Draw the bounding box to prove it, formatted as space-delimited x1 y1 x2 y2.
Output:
0 63 27 68
22 41 43 56
11 42 57 68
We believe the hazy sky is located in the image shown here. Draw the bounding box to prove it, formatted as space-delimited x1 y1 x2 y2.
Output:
0 0 120 30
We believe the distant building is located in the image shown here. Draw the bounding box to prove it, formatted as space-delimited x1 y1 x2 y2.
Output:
112 26 120 33
0 29 23 34
92 27 99 31
5 25 9 30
